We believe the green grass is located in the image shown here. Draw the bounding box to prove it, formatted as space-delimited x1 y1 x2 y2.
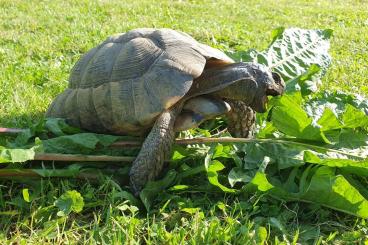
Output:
1 0 368 243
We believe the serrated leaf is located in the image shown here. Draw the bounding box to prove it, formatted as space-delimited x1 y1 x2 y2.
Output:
237 28 332 96
254 28 332 81
305 91 368 121
244 168 368 218
243 142 306 170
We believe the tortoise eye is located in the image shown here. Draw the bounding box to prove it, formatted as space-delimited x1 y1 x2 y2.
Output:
265 72 285 96
272 72 282 84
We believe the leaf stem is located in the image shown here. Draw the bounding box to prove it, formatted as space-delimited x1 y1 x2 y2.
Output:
174 137 365 159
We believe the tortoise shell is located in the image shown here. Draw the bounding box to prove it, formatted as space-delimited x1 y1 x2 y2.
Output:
46 28 234 135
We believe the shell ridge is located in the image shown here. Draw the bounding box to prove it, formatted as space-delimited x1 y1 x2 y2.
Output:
80 47 102 88
110 37 164 81
91 84 112 132
109 43 125 83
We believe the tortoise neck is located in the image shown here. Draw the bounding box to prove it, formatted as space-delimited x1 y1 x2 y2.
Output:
189 62 255 99
212 79 255 104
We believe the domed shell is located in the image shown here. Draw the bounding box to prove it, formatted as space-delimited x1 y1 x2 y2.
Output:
46 28 233 135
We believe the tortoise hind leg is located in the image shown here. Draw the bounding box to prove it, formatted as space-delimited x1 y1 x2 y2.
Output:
129 104 182 196
226 100 256 138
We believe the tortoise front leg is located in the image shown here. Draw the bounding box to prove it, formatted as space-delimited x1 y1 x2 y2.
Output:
129 104 182 196
225 100 256 138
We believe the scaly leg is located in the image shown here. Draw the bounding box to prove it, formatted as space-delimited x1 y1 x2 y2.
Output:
129 104 182 195
225 100 256 138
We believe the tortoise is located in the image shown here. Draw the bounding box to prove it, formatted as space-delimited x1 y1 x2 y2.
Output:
46 28 285 195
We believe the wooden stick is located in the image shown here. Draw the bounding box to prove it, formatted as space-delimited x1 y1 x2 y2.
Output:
34 153 135 162
0 128 25 134
0 169 101 179
110 137 267 147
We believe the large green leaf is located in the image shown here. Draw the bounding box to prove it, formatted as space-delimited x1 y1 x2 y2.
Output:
271 95 330 143
300 166 368 218
230 28 332 95
245 167 368 218
246 28 332 81
304 151 368 176
204 144 236 193
306 91 368 117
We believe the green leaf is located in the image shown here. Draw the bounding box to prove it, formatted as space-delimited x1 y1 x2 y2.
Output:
54 190 84 216
45 118 83 136
246 165 368 218
111 191 141 208
271 95 330 143
286 64 321 96
42 133 120 154
140 170 177 211
22 188 30 203
300 166 368 218
333 129 368 158
317 108 343 131
206 159 236 193
33 164 82 177
228 167 252 187
255 226 268 244
304 151 368 176
305 91 368 123
342 104 368 129
14 129 35 146
0 146 36 163
169 185 189 191
243 142 306 170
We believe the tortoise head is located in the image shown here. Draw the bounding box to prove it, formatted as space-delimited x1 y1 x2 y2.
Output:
247 63 285 113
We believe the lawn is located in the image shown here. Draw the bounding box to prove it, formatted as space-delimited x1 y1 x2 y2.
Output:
0 0 368 243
